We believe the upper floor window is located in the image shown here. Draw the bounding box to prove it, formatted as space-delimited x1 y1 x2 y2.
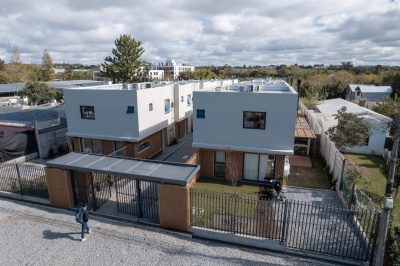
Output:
187 94 192 106
127 106 135 113
149 103 153 111
243 111 266 129
165 99 171 113
80 106 95 120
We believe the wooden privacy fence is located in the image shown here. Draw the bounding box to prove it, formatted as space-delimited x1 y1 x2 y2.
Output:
0 163 48 199
190 189 380 264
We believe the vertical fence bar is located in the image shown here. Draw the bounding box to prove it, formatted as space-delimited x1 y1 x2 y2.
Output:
15 164 23 195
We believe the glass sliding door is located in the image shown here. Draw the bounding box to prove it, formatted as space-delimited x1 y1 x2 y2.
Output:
243 153 275 181
243 153 259 181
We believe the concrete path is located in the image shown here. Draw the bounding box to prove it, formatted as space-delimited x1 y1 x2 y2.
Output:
0 198 337 266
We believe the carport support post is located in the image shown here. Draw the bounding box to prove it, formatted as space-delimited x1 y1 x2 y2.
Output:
376 118 400 266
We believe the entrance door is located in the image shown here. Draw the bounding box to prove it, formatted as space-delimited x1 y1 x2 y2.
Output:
243 154 269 181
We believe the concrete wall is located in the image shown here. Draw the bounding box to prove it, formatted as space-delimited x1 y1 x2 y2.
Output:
193 90 297 155
37 126 68 158
45 168 74 208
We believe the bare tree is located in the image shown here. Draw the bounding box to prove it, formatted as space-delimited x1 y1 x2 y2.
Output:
225 151 241 186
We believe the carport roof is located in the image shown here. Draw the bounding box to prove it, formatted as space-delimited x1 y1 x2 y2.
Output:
46 152 200 187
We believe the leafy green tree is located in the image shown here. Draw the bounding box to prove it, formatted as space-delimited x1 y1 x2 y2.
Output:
178 70 196 80
195 68 214 80
373 94 400 119
382 71 400 97
19 82 63 105
0 74 10 84
327 107 371 152
385 216 400 265
39 50 55 81
102 34 149 83
0 59 5 71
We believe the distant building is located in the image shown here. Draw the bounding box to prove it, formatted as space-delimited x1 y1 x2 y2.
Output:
149 70 164 80
345 84 392 102
152 59 195 80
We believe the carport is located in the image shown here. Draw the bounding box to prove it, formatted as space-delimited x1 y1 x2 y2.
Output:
45 152 200 231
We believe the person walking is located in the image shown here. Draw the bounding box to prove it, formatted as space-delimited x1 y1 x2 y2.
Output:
78 203 91 242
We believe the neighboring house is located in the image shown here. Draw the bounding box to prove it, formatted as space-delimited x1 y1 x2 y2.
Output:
63 80 235 159
192 80 298 182
0 108 66 158
152 59 195 80
312 98 392 155
345 84 392 101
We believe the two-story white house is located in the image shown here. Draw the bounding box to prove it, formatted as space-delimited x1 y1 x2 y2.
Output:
64 80 236 159
192 80 298 182
152 59 195 80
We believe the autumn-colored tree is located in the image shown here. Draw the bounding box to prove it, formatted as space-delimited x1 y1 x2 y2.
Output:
39 50 55 81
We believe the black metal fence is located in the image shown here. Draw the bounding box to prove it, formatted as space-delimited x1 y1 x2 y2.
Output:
115 177 159 222
0 163 48 199
190 189 380 263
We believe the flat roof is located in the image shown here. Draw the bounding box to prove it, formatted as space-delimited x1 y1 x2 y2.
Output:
46 152 200 187
295 117 316 138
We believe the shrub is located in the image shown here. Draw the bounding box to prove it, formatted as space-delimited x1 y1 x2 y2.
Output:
10 176 49 198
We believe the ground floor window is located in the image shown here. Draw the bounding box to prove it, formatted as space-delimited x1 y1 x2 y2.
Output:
243 153 275 181
81 138 102 154
214 151 226 178
114 141 125 157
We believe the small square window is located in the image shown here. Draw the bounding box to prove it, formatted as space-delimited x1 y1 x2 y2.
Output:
187 94 192 106
127 106 135 113
149 103 153 111
181 96 184 102
197 109 205 119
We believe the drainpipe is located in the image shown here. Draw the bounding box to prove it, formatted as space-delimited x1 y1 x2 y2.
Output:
297 79 301 113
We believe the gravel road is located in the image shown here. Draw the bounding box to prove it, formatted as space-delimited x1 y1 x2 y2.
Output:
0 198 338 266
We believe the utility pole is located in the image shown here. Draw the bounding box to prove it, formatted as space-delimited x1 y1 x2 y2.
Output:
376 118 400 265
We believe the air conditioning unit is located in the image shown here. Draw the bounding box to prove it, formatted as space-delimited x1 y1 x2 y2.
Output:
253 85 260 92
122 83 129 90
239 86 245 92
132 83 138 90
139 83 146 89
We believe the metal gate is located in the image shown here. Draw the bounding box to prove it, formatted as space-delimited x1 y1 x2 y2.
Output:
71 171 112 211
284 201 380 263
115 177 159 222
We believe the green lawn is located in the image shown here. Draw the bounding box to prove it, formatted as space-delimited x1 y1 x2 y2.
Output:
343 154 400 225
285 156 332 190
193 176 260 197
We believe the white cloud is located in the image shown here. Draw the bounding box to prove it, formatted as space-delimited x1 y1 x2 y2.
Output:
0 0 399 66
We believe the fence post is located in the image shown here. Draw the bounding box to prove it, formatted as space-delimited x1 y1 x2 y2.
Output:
349 183 356 210
15 164 23 195
339 158 346 190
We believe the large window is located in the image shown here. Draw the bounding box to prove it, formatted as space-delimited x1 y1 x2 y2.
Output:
243 154 275 181
80 106 95 120
214 151 226 178
81 138 102 154
243 111 266 129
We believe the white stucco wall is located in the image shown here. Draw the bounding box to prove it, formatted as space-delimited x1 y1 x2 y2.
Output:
192 90 298 154
136 84 174 139
64 88 140 141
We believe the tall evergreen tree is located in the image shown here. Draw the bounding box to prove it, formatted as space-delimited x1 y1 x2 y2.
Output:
39 50 55 81
102 34 149 83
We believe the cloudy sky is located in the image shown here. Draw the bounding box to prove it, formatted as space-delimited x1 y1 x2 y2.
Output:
1 0 400 66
